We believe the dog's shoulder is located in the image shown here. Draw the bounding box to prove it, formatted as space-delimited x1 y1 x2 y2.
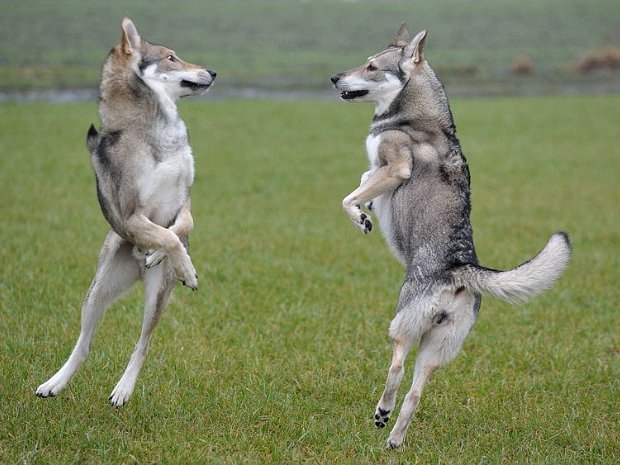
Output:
367 129 414 167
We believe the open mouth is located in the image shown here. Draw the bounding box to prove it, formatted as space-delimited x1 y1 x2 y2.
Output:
180 80 212 92
340 89 369 100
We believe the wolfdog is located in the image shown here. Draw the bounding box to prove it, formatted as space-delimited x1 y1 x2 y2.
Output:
36 17 216 407
330 23 570 448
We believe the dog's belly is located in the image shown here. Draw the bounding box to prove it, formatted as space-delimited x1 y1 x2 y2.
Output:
373 194 407 265
373 170 464 275
375 187 453 275
139 147 194 226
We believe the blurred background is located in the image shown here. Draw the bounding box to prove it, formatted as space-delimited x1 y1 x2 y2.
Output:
1 0 619 101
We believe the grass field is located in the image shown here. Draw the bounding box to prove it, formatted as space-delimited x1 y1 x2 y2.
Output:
1 95 619 463
1 0 619 94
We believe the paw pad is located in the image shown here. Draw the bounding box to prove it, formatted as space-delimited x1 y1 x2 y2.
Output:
374 407 391 428
360 213 373 234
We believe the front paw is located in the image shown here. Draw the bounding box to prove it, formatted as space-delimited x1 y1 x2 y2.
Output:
171 249 198 290
343 200 373 235
347 208 372 234
359 212 373 234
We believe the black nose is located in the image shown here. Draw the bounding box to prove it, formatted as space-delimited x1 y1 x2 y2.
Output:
208 70 217 79
330 74 340 85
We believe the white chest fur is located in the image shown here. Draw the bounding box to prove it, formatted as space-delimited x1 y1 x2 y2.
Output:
366 133 382 167
139 121 194 226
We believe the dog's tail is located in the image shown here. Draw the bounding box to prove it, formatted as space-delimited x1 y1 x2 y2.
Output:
86 124 99 154
452 232 571 303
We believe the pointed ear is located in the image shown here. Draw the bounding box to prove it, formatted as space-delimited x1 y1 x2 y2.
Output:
390 22 410 47
403 29 427 64
121 17 141 55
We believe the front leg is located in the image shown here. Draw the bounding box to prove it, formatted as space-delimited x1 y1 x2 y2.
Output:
360 169 376 211
170 199 194 238
342 169 378 234
146 202 194 269
125 213 198 290
360 169 375 185
342 163 410 234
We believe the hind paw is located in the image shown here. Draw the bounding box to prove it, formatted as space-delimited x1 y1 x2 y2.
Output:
386 436 403 449
109 378 136 408
374 407 391 428
36 376 67 398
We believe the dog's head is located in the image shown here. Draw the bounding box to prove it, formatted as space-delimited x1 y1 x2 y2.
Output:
330 23 427 108
117 17 216 100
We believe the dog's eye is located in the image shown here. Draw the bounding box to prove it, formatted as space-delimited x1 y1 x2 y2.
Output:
366 63 378 71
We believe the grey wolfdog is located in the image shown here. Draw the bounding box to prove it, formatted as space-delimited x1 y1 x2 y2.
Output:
331 23 571 448
36 18 216 407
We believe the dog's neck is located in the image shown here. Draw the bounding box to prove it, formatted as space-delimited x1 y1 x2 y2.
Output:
142 79 180 121
99 55 180 131
374 86 404 117
371 66 455 141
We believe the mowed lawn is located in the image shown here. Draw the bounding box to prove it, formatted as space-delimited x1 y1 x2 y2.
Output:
0 95 618 464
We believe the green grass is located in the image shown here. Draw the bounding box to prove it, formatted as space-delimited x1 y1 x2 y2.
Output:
0 0 619 93
0 95 619 463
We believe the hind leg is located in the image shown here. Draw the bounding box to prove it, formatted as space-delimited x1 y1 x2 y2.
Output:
374 338 412 428
109 259 176 407
36 231 140 398
374 280 432 429
386 290 479 449
385 345 438 449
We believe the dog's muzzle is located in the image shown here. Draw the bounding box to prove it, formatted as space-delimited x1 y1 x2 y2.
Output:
181 70 217 92
330 74 369 100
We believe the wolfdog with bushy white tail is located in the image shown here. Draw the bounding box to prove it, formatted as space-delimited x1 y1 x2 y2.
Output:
331 23 570 449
